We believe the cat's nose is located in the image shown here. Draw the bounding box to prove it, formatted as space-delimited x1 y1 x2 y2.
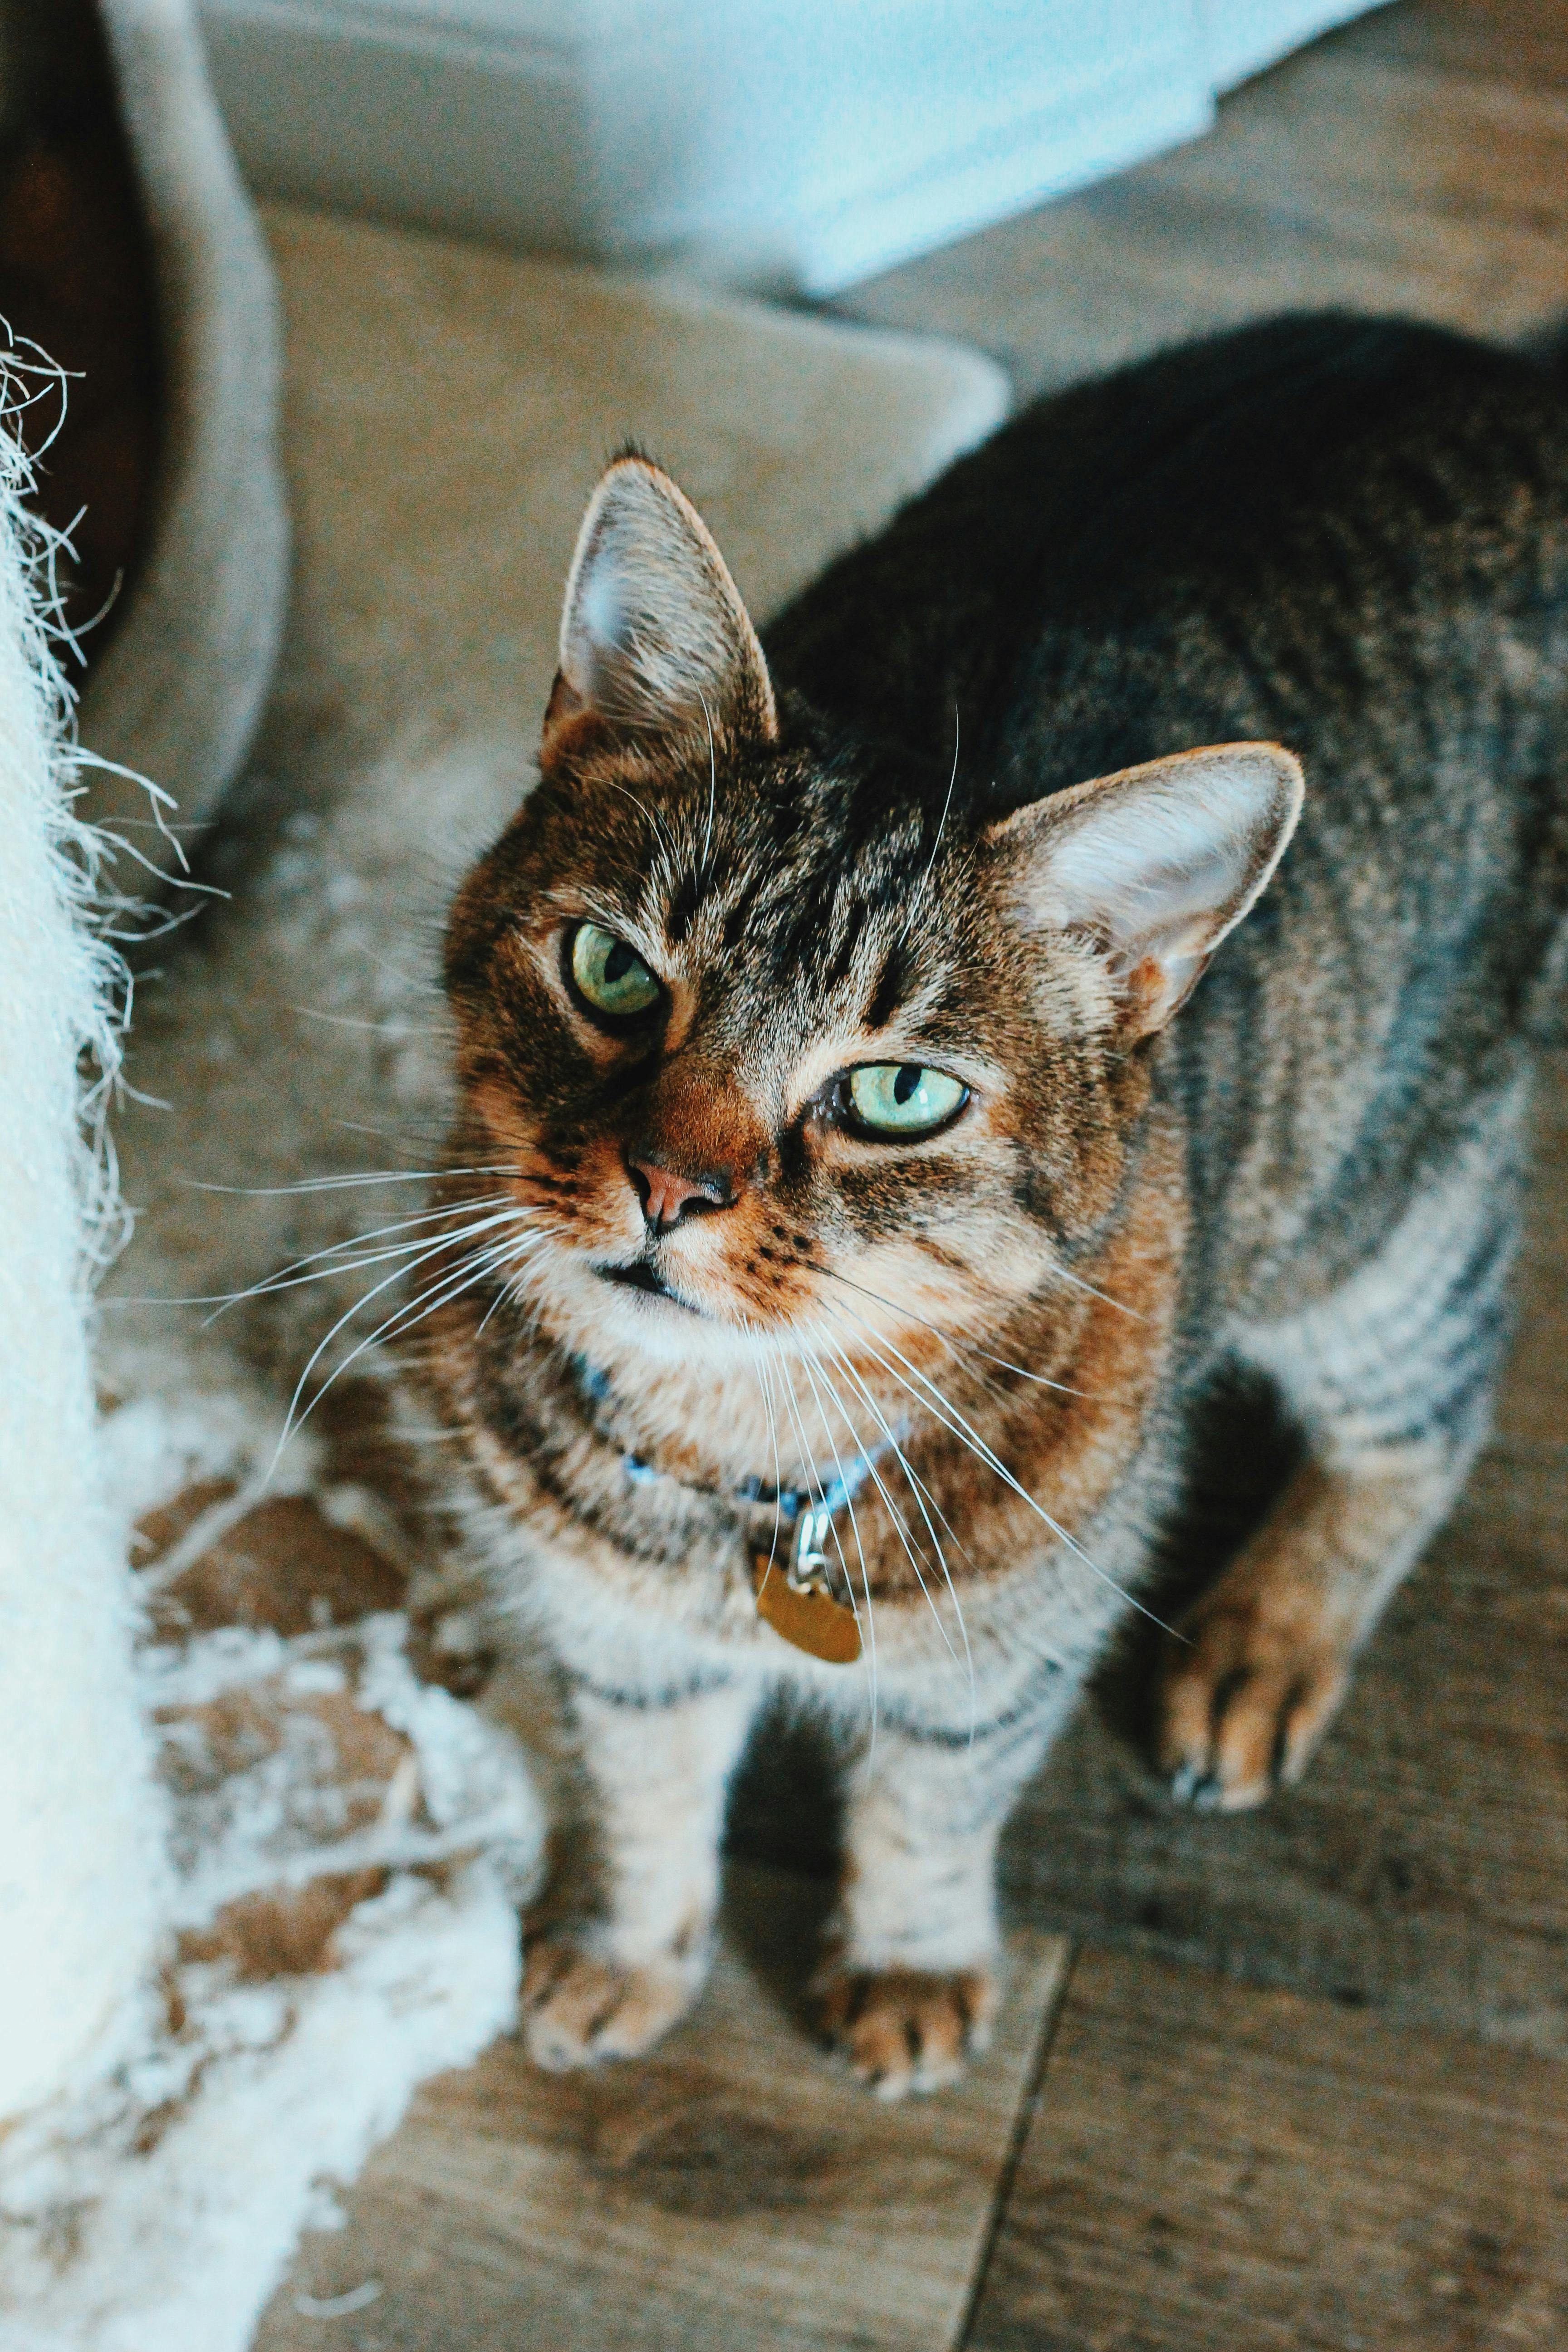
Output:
627 1156 733 1232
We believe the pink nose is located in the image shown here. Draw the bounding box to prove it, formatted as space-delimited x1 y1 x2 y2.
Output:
627 1157 730 1232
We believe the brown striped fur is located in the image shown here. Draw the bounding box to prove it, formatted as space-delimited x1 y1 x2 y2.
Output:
414 316 1568 2095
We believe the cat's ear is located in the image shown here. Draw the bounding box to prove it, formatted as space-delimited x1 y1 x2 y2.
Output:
989 743 1303 1040
541 456 777 766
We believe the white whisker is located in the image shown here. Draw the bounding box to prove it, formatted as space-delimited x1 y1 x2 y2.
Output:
603 777 682 877
896 701 959 947
807 1321 974 1720
197 1196 524 1320
270 1208 538 1465
794 1343 875 1644
177 1164 520 1198
292 1006 451 1038
742 1320 787 1586
698 688 718 868
285 1227 559 1446
764 1334 817 1504
476 1225 562 1333
818 1293 1176 1636
1038 1258 1145 1320
813 1261 1083 1397
379 1228 558 1355
775 1340 877 1738
799 1330 967 1701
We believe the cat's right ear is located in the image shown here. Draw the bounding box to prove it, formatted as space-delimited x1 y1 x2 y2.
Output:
540 456 777 770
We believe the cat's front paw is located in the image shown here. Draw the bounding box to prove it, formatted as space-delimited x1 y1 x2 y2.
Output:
520 1936 706 2071
1158 1594 1349 1811
817 1964 996 2101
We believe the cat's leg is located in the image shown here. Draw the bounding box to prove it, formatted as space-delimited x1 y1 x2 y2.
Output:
1158 1440 1475 1809
819 1702 1053 2099
1159 1098 1522 1812
514 1666 760 2070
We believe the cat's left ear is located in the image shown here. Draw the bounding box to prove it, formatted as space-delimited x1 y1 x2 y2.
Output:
541 455 777 767
988 743 1304 1040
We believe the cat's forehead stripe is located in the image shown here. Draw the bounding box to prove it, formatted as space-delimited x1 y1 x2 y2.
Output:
657 848 875 965
865 944 903 1031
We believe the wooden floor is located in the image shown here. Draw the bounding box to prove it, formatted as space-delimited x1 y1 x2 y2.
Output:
257 6 1568 2345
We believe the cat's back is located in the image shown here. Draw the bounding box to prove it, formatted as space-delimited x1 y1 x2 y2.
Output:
768 311 1568 789
769 313 1568 1300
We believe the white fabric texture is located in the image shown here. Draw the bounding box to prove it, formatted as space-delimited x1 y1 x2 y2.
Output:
0 1870 524 2352
0 443 165 2121
0 1362 542 2352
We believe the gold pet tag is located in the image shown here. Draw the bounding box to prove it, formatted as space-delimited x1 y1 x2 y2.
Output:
753 1554 862 1664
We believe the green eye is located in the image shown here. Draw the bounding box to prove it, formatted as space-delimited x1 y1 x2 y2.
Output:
844 1063 968 1138
570 922 662 1018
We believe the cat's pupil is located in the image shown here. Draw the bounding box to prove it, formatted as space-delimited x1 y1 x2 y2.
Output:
893 1064 922 1104
604 941 635 984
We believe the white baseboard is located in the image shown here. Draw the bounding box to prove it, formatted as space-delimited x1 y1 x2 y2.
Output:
196 0 1379 295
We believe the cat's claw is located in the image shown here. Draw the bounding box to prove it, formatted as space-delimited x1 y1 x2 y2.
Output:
1166 1758 1221 1810
1158 1602 1349 1811
817 1965 996 2101
520 1937 702 2070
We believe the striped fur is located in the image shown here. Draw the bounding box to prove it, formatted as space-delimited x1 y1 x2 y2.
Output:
415 316 1568 2095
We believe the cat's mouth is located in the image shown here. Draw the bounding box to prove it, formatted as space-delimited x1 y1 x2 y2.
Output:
597 1257 702 1314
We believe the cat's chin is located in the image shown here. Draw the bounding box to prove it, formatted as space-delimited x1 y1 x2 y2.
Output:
591 1281 734 1369
534 1250 772 1376
596 1259 703 1314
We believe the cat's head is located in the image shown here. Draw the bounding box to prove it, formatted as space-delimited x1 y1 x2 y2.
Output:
442 457 1301 1377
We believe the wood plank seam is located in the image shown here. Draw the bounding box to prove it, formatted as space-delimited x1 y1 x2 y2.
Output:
953 1937 1081 2352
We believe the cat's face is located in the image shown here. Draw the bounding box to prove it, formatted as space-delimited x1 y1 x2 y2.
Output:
446 729 1119 1377
443 459 1301 1380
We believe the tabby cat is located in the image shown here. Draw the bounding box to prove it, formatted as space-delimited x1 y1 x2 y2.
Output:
420 314 1568 2096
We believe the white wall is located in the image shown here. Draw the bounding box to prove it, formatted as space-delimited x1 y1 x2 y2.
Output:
195 0 1386 294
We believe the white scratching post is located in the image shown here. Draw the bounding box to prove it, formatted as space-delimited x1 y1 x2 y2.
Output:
0 457 165 2124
